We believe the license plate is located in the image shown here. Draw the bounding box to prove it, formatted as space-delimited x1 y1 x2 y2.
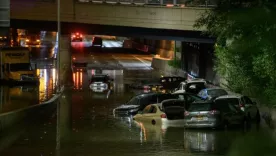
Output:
152 87 156 91
197 116 203 120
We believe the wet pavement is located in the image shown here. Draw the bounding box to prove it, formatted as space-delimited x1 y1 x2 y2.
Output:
0 33 275 156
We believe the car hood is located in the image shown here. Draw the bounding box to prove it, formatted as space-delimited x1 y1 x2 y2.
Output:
115 105 139 110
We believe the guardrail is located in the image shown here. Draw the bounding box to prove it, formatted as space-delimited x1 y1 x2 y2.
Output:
0 86 64 132
77 0 217 7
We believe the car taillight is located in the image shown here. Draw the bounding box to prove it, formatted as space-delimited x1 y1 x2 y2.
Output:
143 86 150 89
239 103 245 107
184 111 190 116
161 114 167 118
209 110 220 115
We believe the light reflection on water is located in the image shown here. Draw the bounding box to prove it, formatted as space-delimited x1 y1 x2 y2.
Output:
0 68 56 114
37 68 56 102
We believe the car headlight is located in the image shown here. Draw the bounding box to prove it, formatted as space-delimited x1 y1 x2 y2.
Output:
129 108 139 113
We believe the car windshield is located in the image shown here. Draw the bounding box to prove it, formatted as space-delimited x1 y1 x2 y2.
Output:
188 103 213 112
9 63 32 71
215 98 240 106
91 76 108 82
126 96 140 105
208 89 228 97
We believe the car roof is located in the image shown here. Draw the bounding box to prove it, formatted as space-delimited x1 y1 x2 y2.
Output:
215 94 243 100
92 74 108 77
192 100 214 104
180 78 206 84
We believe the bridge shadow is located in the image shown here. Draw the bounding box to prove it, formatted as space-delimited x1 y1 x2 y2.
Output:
71 47 152 55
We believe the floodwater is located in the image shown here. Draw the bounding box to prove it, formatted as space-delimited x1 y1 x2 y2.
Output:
0 67 271 156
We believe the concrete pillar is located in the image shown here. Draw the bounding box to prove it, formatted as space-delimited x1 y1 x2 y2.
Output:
198 43 207 78
0 0 10 28
59 35 73 86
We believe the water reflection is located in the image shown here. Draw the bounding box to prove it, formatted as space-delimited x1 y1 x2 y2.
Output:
0 86 39 113
37 68 56 102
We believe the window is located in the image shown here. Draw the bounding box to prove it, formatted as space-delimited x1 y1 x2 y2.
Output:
186 94 202 103
243 96 253 104
207 89 228 97
188 103 212 112
126 96 140 105
215 98 240 107
143 105 152 114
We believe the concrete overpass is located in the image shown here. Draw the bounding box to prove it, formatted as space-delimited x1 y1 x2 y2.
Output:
10 0 210 31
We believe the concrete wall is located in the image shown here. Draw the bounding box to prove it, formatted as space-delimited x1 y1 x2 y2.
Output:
10 0 207 31
0 87 63 132
0 0 10 28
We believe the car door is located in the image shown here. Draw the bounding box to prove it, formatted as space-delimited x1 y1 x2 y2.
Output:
136 105 160 123
227 103 244 125
243 96 258 117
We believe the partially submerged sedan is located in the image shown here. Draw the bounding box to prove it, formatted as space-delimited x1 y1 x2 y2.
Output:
133 99 188 128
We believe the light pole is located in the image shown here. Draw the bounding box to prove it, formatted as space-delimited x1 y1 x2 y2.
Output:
57 0 61 92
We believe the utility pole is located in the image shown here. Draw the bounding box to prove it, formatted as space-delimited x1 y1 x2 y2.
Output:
57 0 61 92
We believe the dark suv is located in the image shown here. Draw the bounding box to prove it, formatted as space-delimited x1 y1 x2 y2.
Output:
113 93 176 116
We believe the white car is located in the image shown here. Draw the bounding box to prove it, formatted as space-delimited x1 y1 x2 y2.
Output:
133 99 187 129
173 78 207 94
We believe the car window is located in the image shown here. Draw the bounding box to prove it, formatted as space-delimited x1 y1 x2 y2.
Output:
207 89 228 97
188 103 213 112
186 94 202 102
151 106 157 113
228 103 239 112
215 98 240 107
143 105 152 114
243 96 253 104
126 96 140 105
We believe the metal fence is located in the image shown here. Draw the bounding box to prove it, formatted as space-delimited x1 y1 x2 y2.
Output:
77 0 217 7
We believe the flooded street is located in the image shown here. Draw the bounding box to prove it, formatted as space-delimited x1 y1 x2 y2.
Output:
0 65 259 156
0 34 274 156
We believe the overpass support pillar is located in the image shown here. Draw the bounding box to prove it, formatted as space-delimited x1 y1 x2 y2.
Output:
59 35 73 87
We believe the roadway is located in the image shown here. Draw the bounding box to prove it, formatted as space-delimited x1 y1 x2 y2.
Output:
0 32 270 156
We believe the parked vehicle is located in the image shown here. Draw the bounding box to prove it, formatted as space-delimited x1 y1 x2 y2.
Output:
133 93 202 127
71 32 83 42
160 76 186 90
214 95 261 123
133 104 163 125
25 34 41 46
129 79 163 91
92 37 102 47
198 88 228 100
184 100 248 129
113 93 176 116
89 74 113 93
174 78 207 94
0 47 39 84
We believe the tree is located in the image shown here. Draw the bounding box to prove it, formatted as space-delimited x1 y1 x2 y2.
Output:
194 0 276 105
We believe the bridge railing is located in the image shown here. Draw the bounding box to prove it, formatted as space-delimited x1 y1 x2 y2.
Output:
77 0 217 7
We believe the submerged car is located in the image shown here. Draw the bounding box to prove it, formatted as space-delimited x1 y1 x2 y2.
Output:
89 74 113 93
184 100 248 129
113 93 176 116
174 78 208 94
214 95 260 123
198 88 228 100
